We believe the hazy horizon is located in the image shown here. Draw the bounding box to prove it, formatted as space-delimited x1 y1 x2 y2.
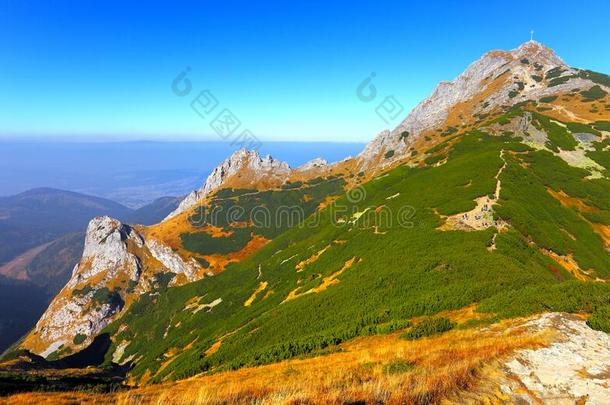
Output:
0 140 365 207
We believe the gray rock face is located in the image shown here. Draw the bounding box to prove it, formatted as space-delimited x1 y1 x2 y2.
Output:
500 313 610 404
145 238 199 284
25 216 201 357
165 148 292 220
197 148 290 199
31 217 142 355
296 158 328 172
66 216 143 288
356 41 603 171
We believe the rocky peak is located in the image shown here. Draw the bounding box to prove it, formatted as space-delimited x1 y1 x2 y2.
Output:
166 148 292 219
199 148 290 196
21 215 202 358
296 157 328 172
510 40 565 66
67 216 143 287
356 41 592 172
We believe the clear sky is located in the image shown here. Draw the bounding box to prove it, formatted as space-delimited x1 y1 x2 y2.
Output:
1 0 609 143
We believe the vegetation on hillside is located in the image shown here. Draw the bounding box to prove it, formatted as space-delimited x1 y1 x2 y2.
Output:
99 118 609 384
5 316 551 404
180 177 346 257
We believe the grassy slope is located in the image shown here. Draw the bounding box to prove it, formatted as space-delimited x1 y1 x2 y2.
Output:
104 124 609 384
8 314 549 404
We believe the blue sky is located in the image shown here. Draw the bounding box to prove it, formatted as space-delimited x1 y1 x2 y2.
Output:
1 0 609 143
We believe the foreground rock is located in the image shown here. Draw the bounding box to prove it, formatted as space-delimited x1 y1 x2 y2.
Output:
498 313 610 404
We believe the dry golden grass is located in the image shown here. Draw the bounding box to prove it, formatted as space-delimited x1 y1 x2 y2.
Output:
591 223 610 249
540 249 593 282
547 188 599 214
295 244 331 272
283 257 359 303
244 281 268 307
5 314 550 405
545 188 610 280
146 205 271 276
541 93 610 123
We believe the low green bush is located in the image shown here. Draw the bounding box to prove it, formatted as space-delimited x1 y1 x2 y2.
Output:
593 121 610 131
587 305 610 333
539 96 557 103
400 317 456 340
580 85 607 101
566 122 600 136
383 359 415 375
73 334 87 345
545 67 566 79
424 154 445 165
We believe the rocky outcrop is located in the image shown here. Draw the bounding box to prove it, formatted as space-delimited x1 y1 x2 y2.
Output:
145 238 199 283
65 216 143 288
498 313 610 403
21 216 201 358
165 149 292 220
296 158 328 172
165 150 338 220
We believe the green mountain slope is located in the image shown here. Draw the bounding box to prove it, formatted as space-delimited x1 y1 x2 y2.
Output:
104 120 609 383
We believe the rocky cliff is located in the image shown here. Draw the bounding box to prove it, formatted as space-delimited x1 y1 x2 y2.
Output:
21 216 203 357
166 149 291 220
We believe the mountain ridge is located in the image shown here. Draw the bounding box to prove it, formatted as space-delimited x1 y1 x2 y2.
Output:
168 41 609 218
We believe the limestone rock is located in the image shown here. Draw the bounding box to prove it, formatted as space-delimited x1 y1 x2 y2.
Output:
165 149 292 219
21 216 201 357
357 41 605 172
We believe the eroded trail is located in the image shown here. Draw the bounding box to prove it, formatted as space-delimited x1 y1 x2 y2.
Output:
440 149 508 234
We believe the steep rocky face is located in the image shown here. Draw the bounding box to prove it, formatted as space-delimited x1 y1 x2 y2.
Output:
67 216 143 286
166 150 338 220
21 216 202 358
357 41 607 172
166 149 292 220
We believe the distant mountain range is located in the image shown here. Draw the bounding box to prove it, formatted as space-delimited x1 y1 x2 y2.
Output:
0 188 132 266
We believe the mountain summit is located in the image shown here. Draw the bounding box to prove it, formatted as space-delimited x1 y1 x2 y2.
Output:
357 41 600 172
166 149 291 220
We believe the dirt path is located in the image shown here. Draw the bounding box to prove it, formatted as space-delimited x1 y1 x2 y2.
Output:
440 149 507 232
